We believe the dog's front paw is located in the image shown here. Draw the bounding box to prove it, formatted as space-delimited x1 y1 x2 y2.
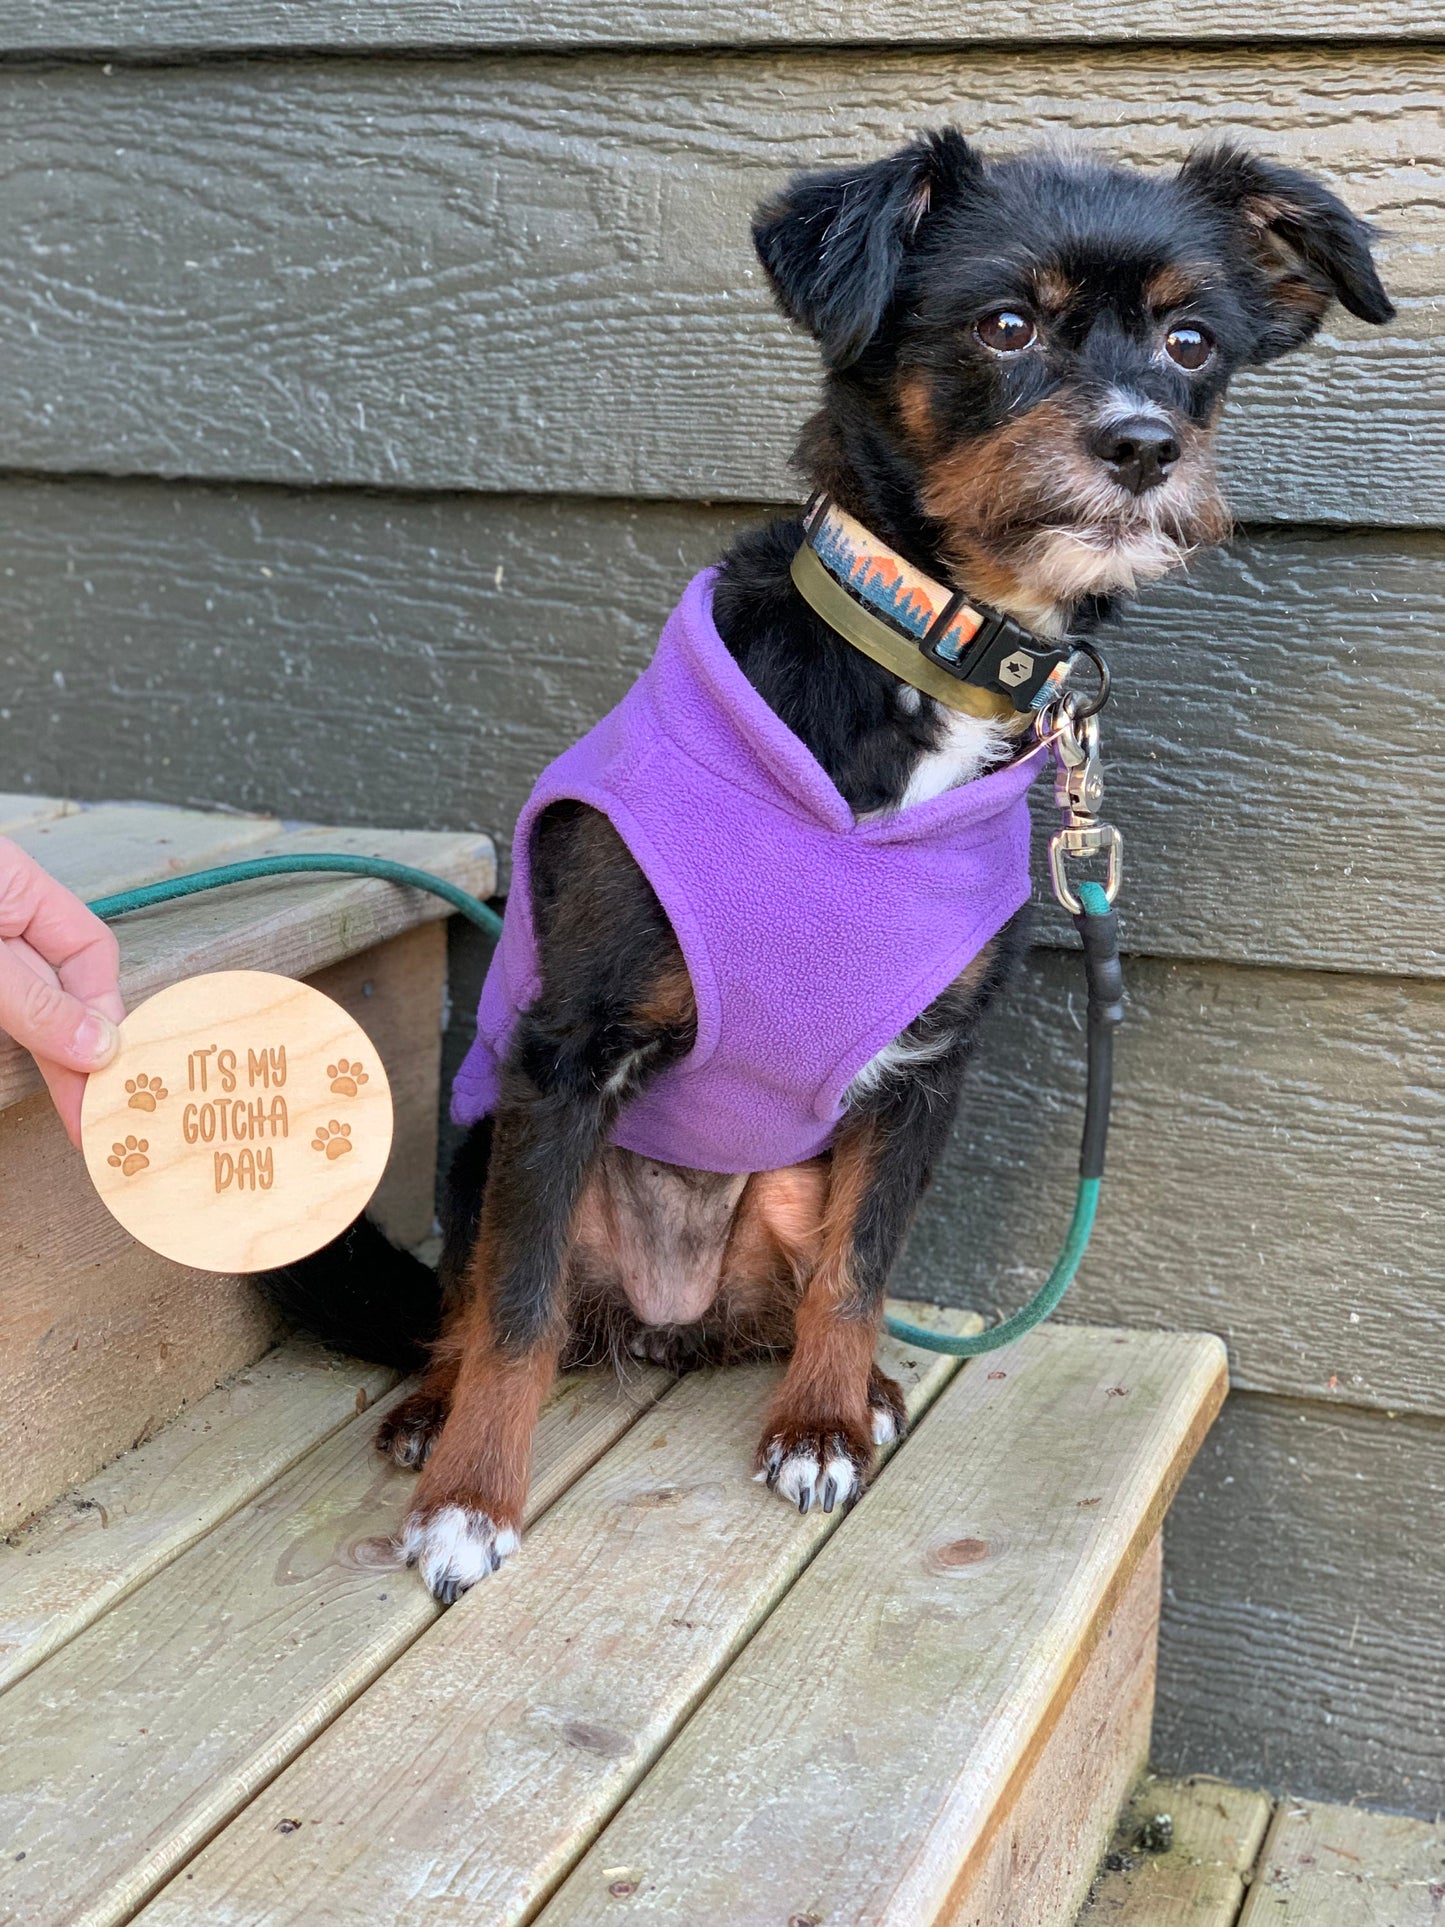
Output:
867 1366 908 1446
376 1388 449 1470
399 1503 520 1604
755 1424 872 1517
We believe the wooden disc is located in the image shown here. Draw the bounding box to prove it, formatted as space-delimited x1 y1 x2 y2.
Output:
80 970 394 1274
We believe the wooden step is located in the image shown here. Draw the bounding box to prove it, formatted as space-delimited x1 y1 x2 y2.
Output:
1074 1772 1273 1925
0 1360 667 1927
0 1337 398 1695
0 796 495 1529
532 1326 1225 1927
128 1307 977 1927
1238 1797 1445 1925
1 1322 1224 1927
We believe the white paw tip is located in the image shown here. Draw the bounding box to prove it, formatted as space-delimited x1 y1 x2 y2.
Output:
774 1452 822 1512
822 1453 860 1504
399 1504 518 1602
871 1406 900 1445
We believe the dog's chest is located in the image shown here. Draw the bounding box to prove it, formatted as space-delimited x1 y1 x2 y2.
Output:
895 702 1013 809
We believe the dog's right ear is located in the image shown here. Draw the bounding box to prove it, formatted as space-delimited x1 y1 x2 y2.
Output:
752 129 982 371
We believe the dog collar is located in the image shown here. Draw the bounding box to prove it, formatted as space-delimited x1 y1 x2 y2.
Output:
790 496 1078 721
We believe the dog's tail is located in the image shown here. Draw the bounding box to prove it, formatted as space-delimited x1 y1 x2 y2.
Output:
257 1215 444 1372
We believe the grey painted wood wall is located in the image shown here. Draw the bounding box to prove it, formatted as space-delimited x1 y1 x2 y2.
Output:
1 3 1441 1816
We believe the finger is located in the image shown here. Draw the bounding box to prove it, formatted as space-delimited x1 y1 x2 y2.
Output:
0 837 123 1018
0 938 120 1072
35 1056 87 1149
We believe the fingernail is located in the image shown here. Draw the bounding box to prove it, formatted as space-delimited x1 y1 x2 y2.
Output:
72 1013 118 1067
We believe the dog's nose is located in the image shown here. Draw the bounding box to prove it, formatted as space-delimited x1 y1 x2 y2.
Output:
1088 418 1181 495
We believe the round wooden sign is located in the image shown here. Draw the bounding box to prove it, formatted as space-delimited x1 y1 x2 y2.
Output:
80 970 394 1274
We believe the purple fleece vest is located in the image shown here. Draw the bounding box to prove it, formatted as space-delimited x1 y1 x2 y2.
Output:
452 568 1043 1174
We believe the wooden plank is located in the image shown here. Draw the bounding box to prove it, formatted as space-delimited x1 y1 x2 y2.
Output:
1154 1392 1445 1817
0 795 75 834
947 1537 1162 1927
6 801 281 906
0 1364 669 1927
0 53 1439 522
133 1307 976 1927
3 480 1439 978
1238 1798 1445 1925
537 1327 1226 1926
900 950 1445 1423
0 925 447 1530
0 1337 397 1695
2 0 1437 54
1076 1772 1274 1925
0 817 494 1115
0 1091 278 1533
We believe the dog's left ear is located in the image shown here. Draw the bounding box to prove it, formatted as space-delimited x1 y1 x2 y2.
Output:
752 129 981 370
1179 144 1395 361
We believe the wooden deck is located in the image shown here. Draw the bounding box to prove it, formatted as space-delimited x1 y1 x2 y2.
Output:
1 1318 1226 1925
1077 1771 1445 1926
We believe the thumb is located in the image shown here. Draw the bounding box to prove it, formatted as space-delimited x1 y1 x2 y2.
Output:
0 947 120 1072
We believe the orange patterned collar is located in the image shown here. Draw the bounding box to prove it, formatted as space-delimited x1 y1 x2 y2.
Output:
790 496 1077 719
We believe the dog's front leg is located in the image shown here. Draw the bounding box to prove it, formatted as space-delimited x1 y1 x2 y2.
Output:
397 1042 620 1601
757 1062 966 1515
399 804 697 1602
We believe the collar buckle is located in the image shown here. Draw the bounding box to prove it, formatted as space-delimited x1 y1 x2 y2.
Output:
920 603 1073 713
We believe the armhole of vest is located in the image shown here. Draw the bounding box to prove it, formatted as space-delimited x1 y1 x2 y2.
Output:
514 752 724 1081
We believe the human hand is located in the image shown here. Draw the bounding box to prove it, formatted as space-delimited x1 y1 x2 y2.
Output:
0 836 125 1146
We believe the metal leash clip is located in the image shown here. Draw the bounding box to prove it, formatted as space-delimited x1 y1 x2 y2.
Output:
1039 693 1123 916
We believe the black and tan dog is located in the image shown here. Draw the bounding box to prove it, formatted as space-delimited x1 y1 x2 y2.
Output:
269 135 1392 1602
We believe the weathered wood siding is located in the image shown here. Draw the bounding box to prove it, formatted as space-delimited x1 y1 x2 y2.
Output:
0 8 1440 1814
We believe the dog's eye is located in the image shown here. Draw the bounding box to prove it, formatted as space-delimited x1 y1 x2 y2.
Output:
1164 326 1214 370
975 310 1036 355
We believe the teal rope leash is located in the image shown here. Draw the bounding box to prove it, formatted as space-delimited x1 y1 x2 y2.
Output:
89 853 504 940
90 858 1120 1357
881 878 1122 1356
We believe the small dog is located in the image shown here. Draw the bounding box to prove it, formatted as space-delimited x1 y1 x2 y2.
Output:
272 134 1392 1602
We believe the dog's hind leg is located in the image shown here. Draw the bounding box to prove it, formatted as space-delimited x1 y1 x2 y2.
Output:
756 1032 975 1513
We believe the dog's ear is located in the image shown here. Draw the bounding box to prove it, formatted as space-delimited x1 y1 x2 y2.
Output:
1179 144 1394 361
752 129 982 370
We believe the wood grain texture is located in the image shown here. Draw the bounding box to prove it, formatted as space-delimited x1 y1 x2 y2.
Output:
539 1328 1225 1926
134 1308 975 1927
0 1090 280 1535
0 1365 668 1927
0 928 443 1531
1154 1392 1445 1816
1075 1772 1274 1924
941 1539 1160 1927
4 480 1439 976
898 948 1445 1422
0 1338 397 1695
0 52 1439 519
0 795 75 833
0 813 494 1115
3 0 1439 53
1238 1799 1445 1924
7 802 282 906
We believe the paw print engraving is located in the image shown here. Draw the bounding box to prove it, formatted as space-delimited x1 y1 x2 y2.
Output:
327 1058 369 1097
125 1073 168 1112
312 1120 353 1161
107 1135 150 1177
